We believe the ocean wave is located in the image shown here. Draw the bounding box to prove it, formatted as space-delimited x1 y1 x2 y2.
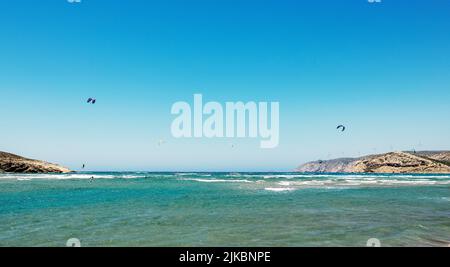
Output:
17 178 32 181
175 173 211 177
264 178 450 189
225 173 450 180
225 174 333 179
0 173 148 180
178 178 253 183
2 172 450 189
264 187 296 192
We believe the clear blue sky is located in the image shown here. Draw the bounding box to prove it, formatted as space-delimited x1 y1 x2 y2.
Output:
1 0 450 171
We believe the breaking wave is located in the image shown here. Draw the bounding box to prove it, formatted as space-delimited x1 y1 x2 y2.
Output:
1 172 450 192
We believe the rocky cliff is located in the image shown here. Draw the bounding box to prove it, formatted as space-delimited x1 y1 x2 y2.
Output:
297 151 450 174
0 151 72 173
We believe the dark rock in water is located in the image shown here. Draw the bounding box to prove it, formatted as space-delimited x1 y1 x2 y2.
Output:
297 151 450 174
0 151 72 174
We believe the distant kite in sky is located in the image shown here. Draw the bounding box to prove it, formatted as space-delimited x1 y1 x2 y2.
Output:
87 98 97 104
337 125 346 132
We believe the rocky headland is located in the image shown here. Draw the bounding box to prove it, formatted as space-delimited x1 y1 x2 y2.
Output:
0 151 72 174
297 151 450 174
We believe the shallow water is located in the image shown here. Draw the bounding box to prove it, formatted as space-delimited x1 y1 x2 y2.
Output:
1 172 450 247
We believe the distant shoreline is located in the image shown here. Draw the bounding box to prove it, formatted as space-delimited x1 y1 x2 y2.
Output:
2 150 450 175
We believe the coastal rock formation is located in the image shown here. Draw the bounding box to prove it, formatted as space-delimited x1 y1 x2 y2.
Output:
0 151 72 173
297 151 450 174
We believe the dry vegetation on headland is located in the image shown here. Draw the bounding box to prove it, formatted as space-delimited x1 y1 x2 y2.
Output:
297 151 450 174
0 151 72 174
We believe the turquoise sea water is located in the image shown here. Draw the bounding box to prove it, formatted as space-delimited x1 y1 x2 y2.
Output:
0 172 450 247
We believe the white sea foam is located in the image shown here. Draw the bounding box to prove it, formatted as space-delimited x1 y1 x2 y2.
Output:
0 173 137 180
264 187 296 192
279 178 450 188
179 178 253 183
2 173 450 189
175 173 198 176
226 173 450 180
120 175 149 179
